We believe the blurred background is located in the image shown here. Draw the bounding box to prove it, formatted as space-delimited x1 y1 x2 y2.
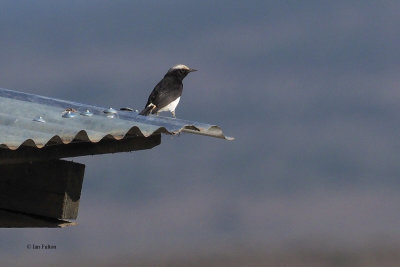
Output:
1 1 400 266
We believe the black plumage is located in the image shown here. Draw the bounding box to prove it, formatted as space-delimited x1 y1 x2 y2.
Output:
139 64 197 117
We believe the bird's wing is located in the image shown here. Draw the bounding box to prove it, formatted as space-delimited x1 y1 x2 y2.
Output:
145 80 162 107
152 89 181 113
145 79 182 111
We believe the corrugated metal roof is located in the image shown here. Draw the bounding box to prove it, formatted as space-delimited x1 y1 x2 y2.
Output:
0 88 233 150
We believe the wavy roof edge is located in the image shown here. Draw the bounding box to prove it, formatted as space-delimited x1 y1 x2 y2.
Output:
0 88 233 151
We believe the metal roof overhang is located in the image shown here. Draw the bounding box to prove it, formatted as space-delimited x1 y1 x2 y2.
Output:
0 88 233 164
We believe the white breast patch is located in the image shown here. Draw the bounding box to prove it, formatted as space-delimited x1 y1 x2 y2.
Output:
159 97 180 112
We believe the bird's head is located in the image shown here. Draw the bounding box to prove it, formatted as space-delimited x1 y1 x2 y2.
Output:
165 64 197 80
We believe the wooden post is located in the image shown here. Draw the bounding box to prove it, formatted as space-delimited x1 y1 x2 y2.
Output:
0 134 162 228
0 160 85 226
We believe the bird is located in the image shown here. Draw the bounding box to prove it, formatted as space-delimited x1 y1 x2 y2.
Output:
139 64 197 117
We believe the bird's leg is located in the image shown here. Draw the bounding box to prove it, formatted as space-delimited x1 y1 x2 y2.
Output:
148 103 157 115
171 110 176 118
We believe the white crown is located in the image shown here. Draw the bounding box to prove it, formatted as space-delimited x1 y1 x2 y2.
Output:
170 64 190 71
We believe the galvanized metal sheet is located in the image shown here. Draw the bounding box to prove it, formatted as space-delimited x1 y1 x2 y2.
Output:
0 88 233 150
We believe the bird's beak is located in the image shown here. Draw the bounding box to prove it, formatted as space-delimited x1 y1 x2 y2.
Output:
189 68 197 72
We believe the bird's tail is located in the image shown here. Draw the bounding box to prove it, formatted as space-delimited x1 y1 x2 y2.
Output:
139 104 156 116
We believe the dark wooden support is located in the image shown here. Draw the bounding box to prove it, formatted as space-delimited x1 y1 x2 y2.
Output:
0 134 161 164
0 160 85 224
0 134 162 227
0 209 76 228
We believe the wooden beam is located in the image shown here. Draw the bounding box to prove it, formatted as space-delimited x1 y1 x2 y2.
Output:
0 160 84 221
0 134 161 164
0 209 76 228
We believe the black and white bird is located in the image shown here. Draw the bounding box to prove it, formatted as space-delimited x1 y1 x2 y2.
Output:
139 64 197 117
